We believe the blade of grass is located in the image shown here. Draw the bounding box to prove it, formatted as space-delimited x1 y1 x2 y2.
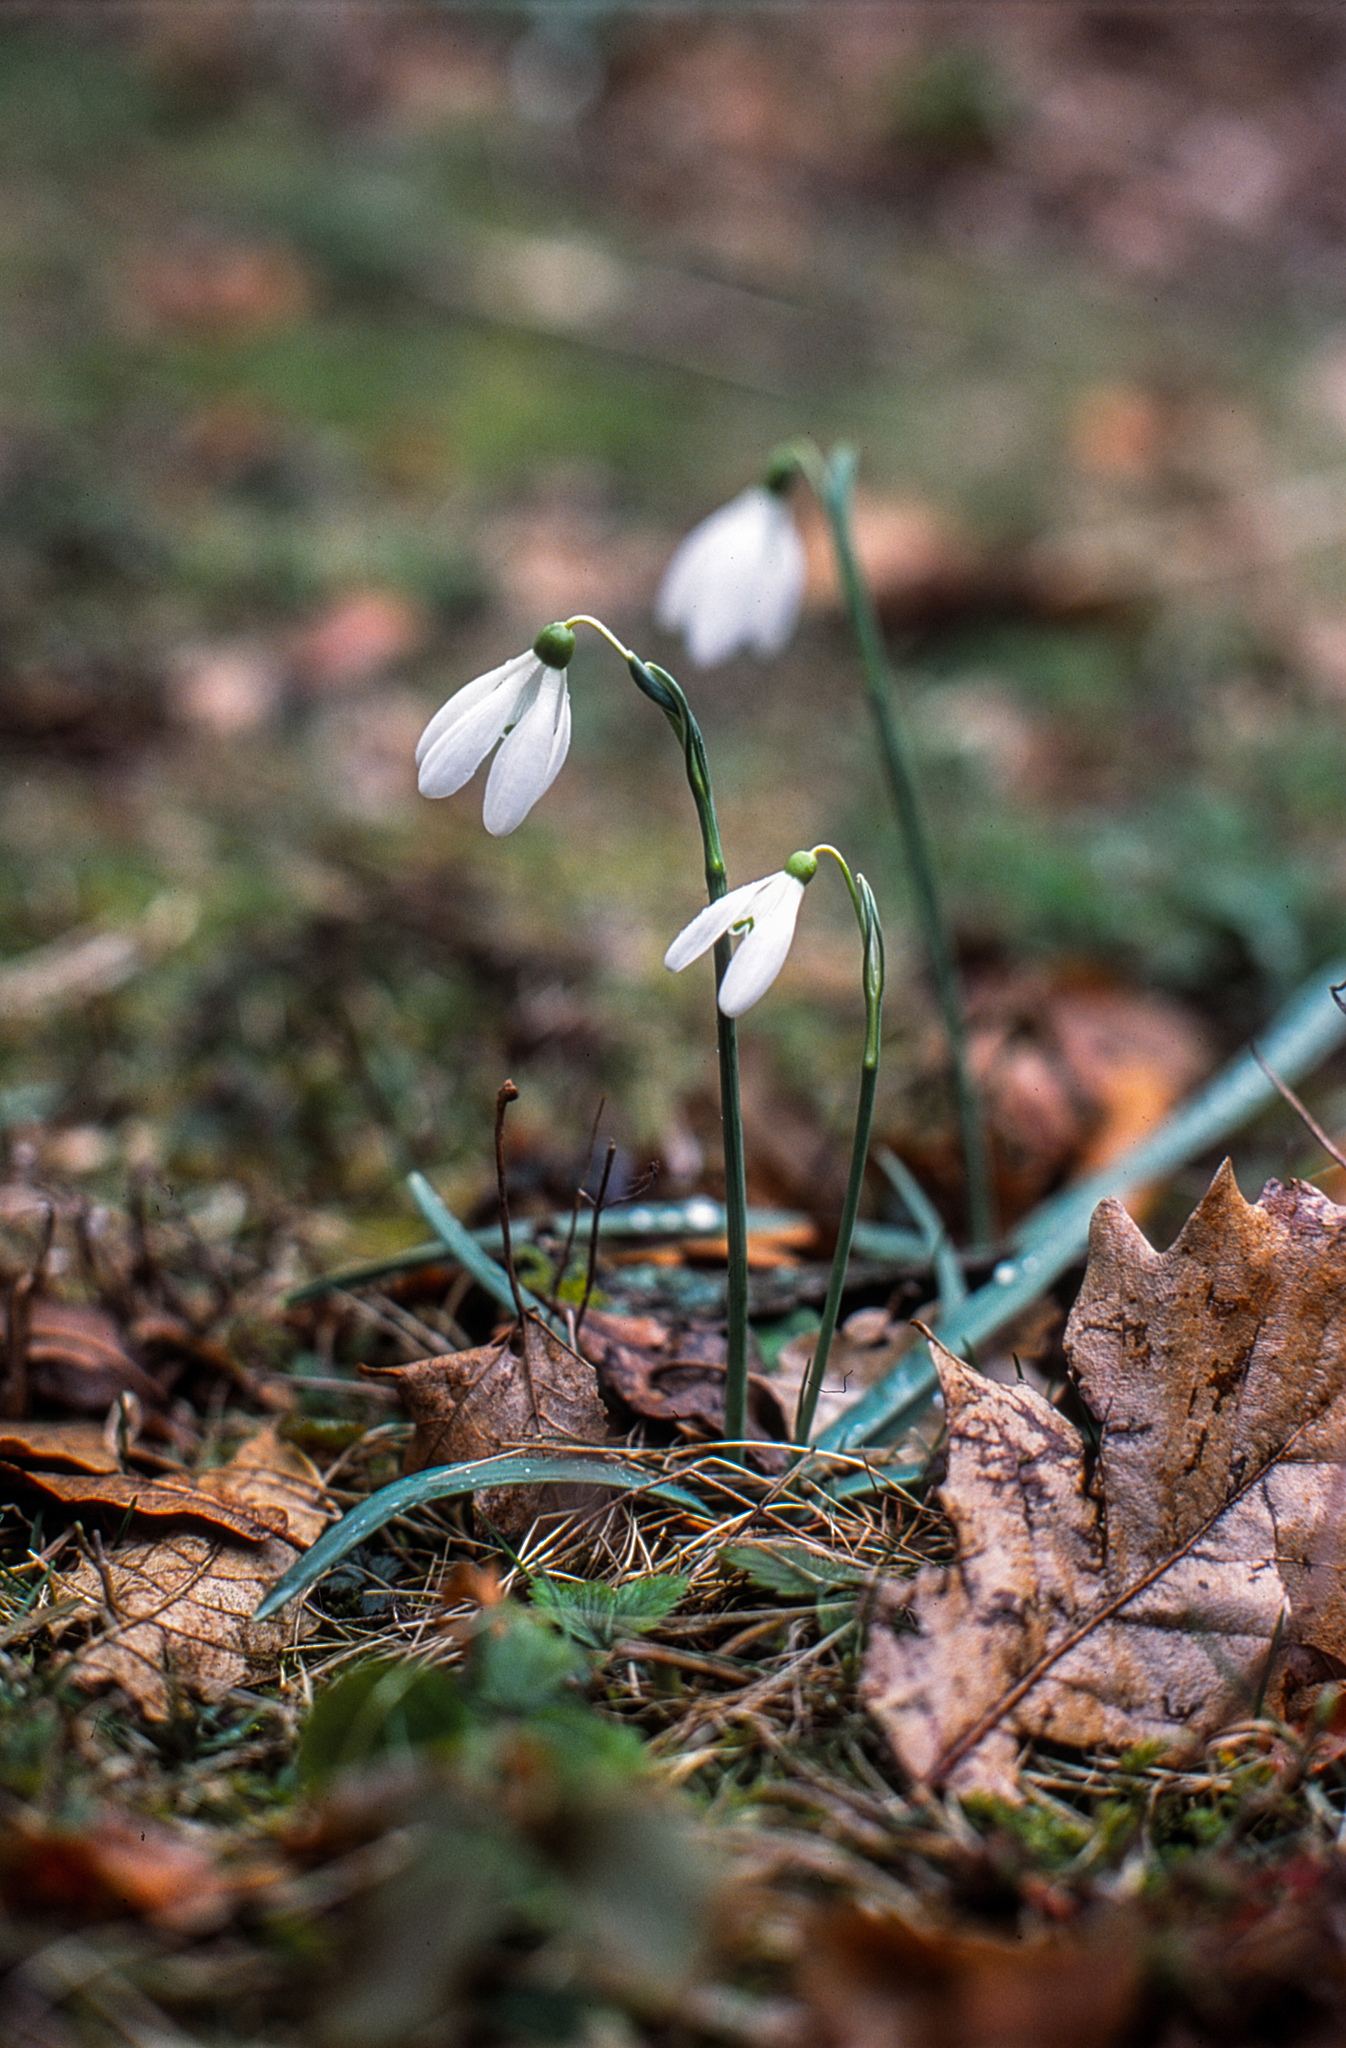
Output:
821 957 1346 1454
253 1454 707 1620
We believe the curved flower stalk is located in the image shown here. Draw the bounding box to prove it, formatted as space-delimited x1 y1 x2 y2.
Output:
416 623 574 837
664 853 816 1017
665 841 886 1445
415 608 755 1454
655 482 806 667
660 443 992 1245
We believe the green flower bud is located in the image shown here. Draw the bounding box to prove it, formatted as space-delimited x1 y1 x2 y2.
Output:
784 849 818 884
532 622 576 669
763 447 801 495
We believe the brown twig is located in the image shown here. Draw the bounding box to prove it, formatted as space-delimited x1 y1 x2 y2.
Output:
494 1080 526 1326
576 1139 617 1342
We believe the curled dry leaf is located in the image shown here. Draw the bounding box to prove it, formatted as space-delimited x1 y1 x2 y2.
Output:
0 1419 123 1474
864 1165 1346 1797
580 1308 788 1444
0 1465 285 1541
1 1295 166 1411
366 1313 609 1537
798 1900 1142 2048
56 1424 330 1719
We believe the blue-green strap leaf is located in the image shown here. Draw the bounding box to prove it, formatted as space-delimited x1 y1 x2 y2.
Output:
407 1170 563 1333
253 1454 705 1620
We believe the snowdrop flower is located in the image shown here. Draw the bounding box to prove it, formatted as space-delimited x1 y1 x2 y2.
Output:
656 482 806 667
665 851 817 1016
416 623 575 836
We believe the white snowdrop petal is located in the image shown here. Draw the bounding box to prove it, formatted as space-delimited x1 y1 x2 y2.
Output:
414 652 535 768
482 666 571 836
655 494 752 631
745 504 807 656
717 874 805 1016
416 658 539 798
663 875 773 973
656 487 804 669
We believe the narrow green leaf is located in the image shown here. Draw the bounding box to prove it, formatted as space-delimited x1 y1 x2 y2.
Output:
408 1171 563 1332
254 1456 705 1621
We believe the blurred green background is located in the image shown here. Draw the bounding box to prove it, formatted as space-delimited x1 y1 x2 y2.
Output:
6 3 1346 1253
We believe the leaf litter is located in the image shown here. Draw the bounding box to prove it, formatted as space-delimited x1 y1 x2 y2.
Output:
15 1156 1346 2041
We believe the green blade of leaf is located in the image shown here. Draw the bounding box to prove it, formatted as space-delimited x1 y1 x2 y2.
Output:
408 1170 563 1332
821 957 1346 1453
253 1456 705 1621
875 1146 967 1316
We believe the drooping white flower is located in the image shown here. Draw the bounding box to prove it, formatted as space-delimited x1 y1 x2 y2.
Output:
656 485 806 668
415 625 574 836
665 852 817 1016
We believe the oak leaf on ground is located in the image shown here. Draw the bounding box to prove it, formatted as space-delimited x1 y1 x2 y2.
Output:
864 1165 1346 1797
56 1423 330 1719
366 1312 609 1537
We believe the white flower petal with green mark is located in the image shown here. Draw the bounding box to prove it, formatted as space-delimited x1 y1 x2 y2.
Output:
416 650 571 832
482 665 571 837
656 486 806 668
664 868 807 1016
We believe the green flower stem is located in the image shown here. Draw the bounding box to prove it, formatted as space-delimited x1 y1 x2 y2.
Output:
788 447 994 1248
565 618 751 1451
632 655 751 1449
794 854 884 1446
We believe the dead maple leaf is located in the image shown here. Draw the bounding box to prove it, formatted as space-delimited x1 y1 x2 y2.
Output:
864 1165 1346 1798
56 1424 330 1719
366 1313 609 1537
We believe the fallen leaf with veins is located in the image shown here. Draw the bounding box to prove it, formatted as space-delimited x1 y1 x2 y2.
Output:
55 1424 330 1718
864 1165 1346 1797
366 1313 609 1537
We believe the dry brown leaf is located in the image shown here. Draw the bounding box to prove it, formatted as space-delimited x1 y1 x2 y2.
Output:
1 1464 283 1541
0 1419 122 1474
367 1313 609 1537
192 1420 331 1547
797 1900 1142 2048
579 1308 788 1444
864 1165 1346 1797
1 1296 166 1411
56 1425 330 1719
0 1806 233 1934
